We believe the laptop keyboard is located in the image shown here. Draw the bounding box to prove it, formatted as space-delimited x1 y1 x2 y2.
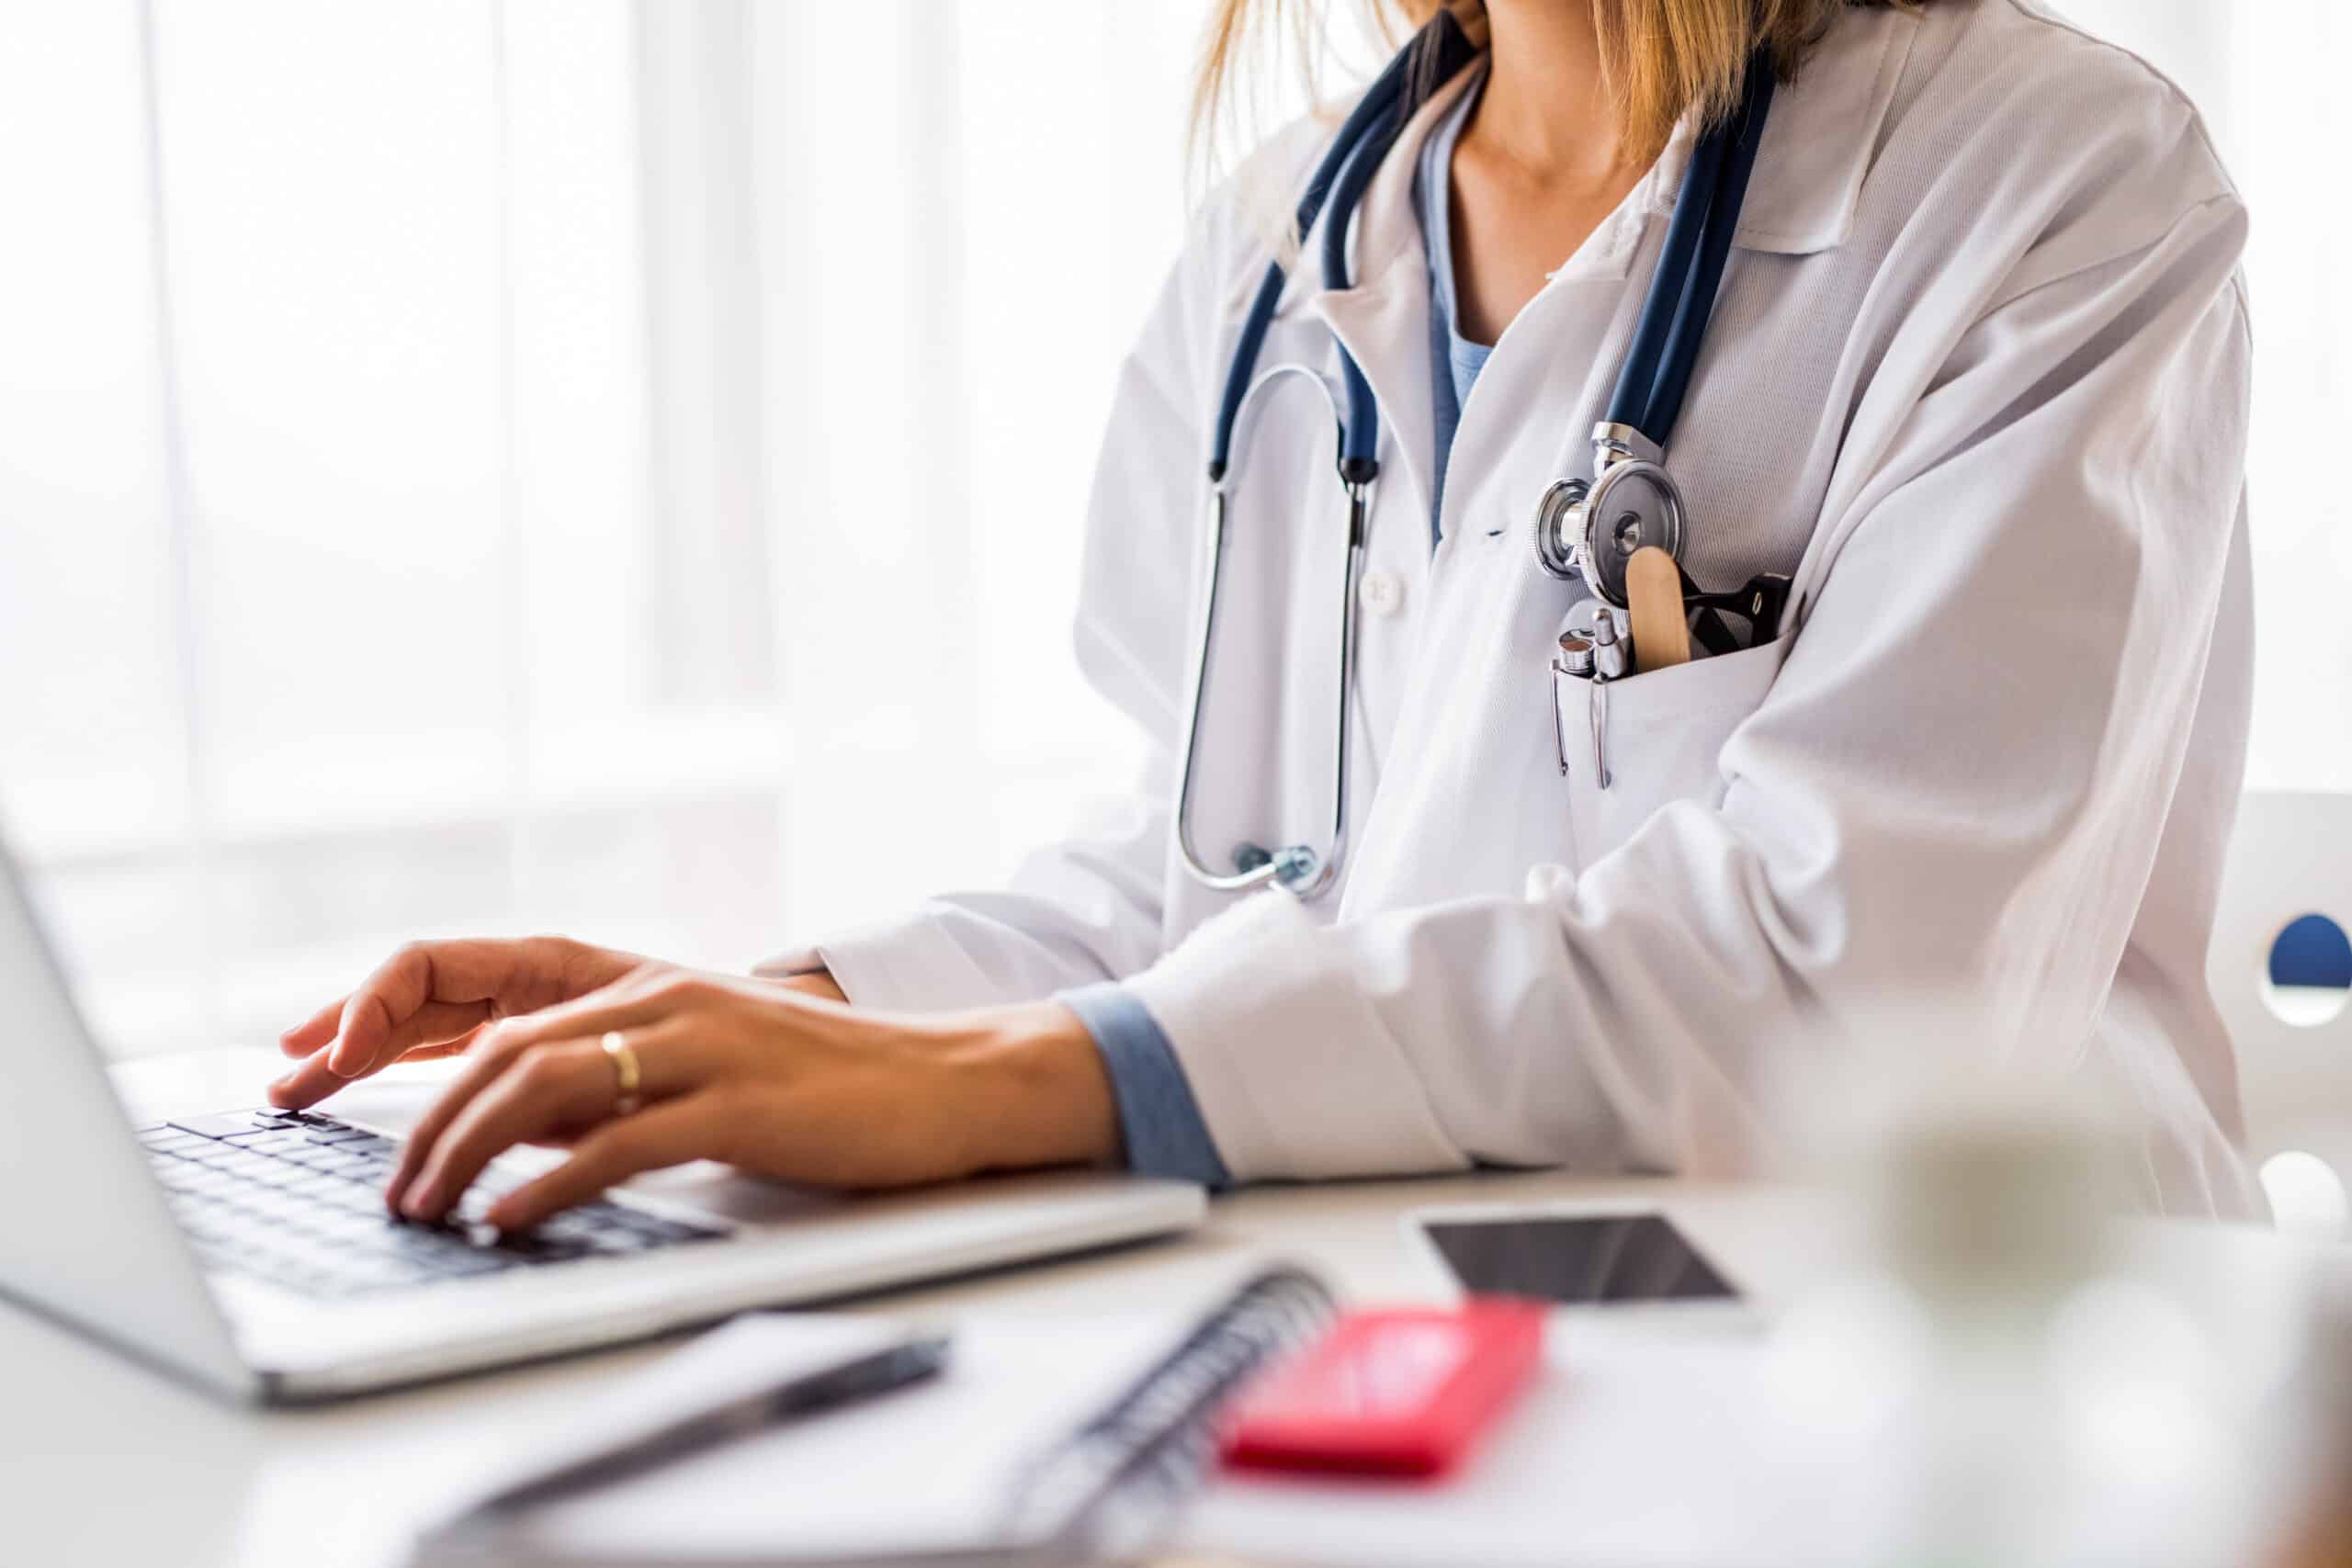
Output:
137 1106 725 1299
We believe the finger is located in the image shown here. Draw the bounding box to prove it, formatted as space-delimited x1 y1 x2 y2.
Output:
382 972 706 1207
383 1026 549 1209
398 1039 634 1222
358 999 503 1066
487 1097 718 1232
266 1028 485 1111
327 942 537 1077
388 1016 699 1213
289 997 499 1070
279 994 349 1057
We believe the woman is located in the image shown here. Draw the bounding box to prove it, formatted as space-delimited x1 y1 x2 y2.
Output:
271 0 2259 1226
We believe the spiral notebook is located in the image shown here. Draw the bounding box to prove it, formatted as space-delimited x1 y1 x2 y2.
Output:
413 1268 1337 1568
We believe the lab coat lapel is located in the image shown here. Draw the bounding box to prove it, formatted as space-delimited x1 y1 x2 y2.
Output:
1640 6 1918 257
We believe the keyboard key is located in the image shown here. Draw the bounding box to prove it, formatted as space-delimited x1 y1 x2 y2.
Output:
240 1130 314 1155
311 1208 384 1236
141 1130 212 1154
592 1228 662 1252
433 1251 508 1278
168 1111 280 1139
629 1212 725 1242
532 1213 611 1247
159 1104 713 1297
379 1235 446 1263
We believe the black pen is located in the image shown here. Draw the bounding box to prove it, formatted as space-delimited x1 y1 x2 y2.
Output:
476 1330 954 1515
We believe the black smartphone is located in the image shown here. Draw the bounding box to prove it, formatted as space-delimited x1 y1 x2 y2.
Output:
1420 1212 1739 1304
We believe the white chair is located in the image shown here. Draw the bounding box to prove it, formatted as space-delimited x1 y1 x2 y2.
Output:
2208 790 2352 1222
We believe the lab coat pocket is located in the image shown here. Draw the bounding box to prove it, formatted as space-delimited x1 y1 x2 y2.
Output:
1566 639 1789 864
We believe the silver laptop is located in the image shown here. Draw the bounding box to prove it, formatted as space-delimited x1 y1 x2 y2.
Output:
0 837 1206 1404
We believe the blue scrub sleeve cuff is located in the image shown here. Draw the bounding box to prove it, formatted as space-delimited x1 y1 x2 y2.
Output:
1057 982 1233 1190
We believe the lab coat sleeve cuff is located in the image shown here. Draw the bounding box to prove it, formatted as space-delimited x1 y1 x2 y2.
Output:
752 912 1005 1014
1121 892 1467 1183
1057 983 1233 1189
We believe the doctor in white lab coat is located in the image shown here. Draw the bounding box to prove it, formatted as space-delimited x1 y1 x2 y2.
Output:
274 0 2262 1228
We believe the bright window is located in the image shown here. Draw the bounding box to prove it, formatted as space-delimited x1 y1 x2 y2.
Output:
2 2 2344 1058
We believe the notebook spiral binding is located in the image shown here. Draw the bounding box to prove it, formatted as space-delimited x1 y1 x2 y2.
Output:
996 1265 1337 1561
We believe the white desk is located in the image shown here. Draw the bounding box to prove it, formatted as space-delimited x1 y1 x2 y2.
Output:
0 1052 2302 1568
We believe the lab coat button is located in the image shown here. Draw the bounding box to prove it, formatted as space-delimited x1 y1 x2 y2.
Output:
1360 571 1405 617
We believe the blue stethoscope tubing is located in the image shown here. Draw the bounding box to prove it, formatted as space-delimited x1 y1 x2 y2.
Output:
1610 50 1775 448
1175 15 1778 898
1533 45 1776 606
1205 18 1478 489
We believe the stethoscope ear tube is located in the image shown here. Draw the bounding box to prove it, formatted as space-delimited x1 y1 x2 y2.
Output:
1181 13 1476 903
1319 94 1411 481
1634 51 1776 447
1172 487 1289 896
1207 11 1476 483
1174 369 1367 899
1604 117 1730 446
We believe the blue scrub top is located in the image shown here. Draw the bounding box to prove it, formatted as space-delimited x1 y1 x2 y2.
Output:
1413 68 1493 541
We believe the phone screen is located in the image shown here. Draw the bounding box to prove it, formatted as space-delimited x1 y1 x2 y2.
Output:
1421 1212 1739 1304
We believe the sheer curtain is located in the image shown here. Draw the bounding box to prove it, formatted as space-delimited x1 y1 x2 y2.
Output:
1 2 2345 1061
0 0 1199 1057
2064 0 2352 795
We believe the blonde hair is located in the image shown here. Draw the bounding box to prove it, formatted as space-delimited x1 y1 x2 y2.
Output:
1192 0 1915 184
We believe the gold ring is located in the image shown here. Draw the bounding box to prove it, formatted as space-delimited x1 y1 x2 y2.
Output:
601 1031 642 1116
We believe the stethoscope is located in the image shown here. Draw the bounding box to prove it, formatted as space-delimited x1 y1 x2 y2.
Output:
1173 15 1778 900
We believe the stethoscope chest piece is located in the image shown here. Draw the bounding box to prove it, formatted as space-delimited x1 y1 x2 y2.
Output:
1532 422 1689 608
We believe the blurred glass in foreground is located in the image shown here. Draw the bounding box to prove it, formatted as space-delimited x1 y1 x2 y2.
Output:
1759 1047 2324 1567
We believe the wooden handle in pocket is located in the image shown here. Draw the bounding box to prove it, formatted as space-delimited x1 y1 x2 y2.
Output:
1626 547 1690 671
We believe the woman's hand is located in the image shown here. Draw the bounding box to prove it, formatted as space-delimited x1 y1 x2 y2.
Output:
266 937 844 1111
299 961 1117 1231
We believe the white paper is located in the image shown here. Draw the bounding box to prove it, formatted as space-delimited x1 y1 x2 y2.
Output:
422 1311 1851 1568
434 1317 1174 1567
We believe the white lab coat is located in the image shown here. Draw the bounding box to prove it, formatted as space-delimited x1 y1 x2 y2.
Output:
766 0 2261 1217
